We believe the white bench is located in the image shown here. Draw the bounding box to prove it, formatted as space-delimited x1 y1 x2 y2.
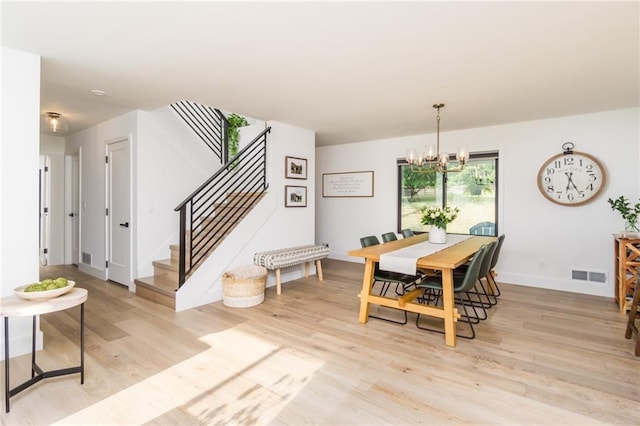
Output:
253 244 330 294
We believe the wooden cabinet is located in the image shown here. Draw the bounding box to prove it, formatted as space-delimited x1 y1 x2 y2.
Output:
614 235 640 312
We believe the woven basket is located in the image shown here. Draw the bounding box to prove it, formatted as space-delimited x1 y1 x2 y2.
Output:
222 265 267 308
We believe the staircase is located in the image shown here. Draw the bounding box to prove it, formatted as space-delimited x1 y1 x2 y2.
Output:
134 191 265 308
134 101 270 310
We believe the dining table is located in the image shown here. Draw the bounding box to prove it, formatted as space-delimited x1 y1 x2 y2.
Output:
348 233 495 347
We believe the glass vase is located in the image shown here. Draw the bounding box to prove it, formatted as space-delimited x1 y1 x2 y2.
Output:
625 220 639 233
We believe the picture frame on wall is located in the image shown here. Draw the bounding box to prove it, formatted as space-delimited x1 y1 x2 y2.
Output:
285 156 307 180
285 185 307 207
322 170 375 197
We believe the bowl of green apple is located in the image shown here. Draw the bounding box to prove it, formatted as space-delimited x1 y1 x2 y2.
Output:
14 277 75 300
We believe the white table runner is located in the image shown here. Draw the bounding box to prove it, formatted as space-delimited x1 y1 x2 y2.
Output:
379 235 471 275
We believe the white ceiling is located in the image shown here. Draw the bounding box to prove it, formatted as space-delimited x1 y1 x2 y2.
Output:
2 1 639 146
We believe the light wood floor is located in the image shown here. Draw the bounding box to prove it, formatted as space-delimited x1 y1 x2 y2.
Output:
1 259 639 425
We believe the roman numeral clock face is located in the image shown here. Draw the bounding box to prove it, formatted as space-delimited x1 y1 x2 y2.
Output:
537 150 606 206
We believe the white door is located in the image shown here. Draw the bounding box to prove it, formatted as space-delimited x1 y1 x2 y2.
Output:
39 156 50 266
106 138 131 286
71 153 80 265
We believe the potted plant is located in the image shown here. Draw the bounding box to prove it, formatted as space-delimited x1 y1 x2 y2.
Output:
608 195 640 232
420 205 460 243
227 113 249 159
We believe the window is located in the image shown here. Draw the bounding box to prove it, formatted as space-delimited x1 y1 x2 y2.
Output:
397 151 498 236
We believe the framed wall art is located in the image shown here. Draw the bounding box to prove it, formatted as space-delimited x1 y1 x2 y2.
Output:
322 171 374 198
285 185 307 207
285 156 307 180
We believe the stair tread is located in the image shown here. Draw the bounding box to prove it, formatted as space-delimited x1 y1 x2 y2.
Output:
135 276 177 297
152 258 178 271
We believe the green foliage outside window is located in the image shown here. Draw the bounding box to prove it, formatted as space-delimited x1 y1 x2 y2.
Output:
402 168 436 200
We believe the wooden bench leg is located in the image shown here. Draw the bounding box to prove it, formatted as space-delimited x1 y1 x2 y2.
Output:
268 257 327 295
276 269 282 295
316 260 324 281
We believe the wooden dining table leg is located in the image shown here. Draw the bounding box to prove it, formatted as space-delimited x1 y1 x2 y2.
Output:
441 268 457 347
358 259 375 323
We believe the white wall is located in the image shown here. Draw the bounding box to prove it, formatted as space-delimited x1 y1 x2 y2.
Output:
1 47 41 359
316 108 640 298
146 106 222 177
66 112 138 281
40 134 66 265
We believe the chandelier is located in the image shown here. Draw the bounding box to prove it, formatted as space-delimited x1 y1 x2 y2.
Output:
406 103 468 173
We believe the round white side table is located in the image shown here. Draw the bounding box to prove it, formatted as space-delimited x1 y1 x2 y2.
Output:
1 287 88 413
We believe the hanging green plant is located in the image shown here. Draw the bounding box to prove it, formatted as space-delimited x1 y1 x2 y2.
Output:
227 113 249 159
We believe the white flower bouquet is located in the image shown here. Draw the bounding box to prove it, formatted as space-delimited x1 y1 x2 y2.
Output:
420 205 460 229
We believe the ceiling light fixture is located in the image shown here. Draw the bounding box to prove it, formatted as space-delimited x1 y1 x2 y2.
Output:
45 111 68 133
91 89 106 96
406 103 468 173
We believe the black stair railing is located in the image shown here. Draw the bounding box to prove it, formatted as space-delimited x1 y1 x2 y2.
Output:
174 127 271 287
170 100 230 163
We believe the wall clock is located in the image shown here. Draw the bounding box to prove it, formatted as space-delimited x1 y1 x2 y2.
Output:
537 142 606 206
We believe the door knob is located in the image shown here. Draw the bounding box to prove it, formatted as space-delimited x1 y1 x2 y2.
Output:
69 213 75 217
119 222 129 228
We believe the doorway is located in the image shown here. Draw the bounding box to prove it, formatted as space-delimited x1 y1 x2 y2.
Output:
64 151 81 265
106 137 131 287
71 153 80 264
39 155 50 266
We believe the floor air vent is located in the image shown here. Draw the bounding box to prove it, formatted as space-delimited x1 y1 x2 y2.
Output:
571 269 606 283
572 269 588 281
82 252 92 265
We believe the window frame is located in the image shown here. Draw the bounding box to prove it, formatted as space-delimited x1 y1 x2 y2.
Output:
396 151 499 236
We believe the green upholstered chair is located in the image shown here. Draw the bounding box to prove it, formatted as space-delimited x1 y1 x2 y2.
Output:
381 232 398 243
487 234 505 297
415 244 490 339
457 235 505 305
359 235 421 325
400 229 415 238
454 240 498 311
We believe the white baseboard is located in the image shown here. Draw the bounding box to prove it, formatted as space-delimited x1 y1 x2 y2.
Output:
78 263 107 280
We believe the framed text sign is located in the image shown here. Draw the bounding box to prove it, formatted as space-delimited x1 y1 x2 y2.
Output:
322 171 374 198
